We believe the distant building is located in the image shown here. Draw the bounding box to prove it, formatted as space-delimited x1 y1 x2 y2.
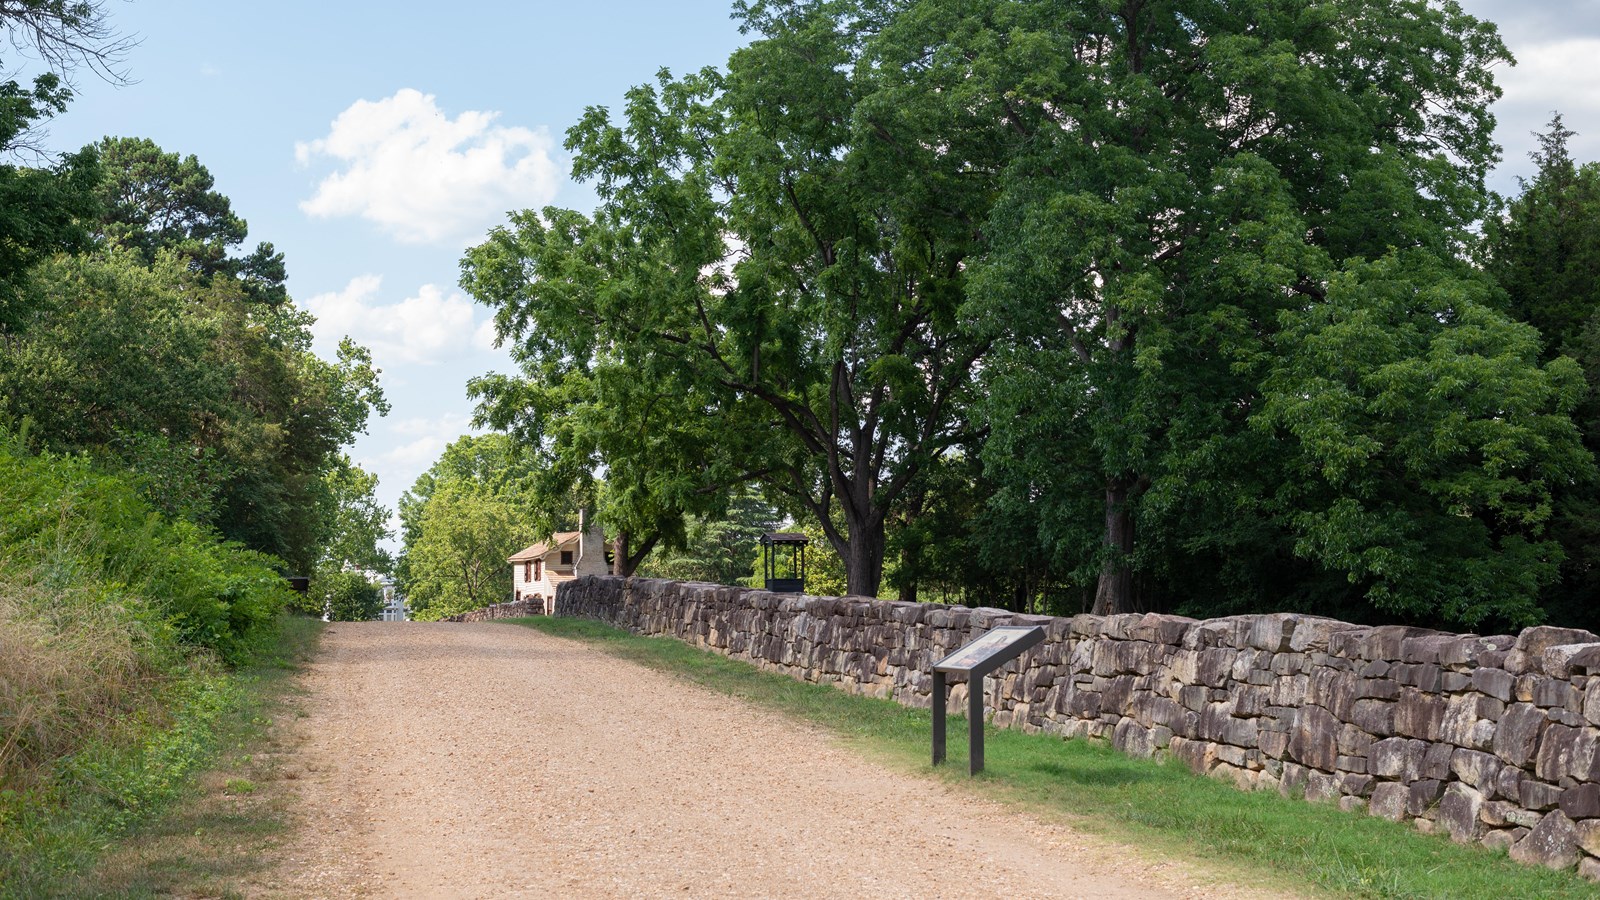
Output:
380 578 406 622
507 513 607 614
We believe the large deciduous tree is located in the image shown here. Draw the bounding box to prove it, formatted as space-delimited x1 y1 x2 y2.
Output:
396 434 540 617
0 248 388 573
934 0 1575 622
465 3 991 596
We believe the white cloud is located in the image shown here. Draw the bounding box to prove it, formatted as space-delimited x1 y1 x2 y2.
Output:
296 89 561 245
372 415 474 475
304 275 504 367
357 412 486 545
1493 38 1600 174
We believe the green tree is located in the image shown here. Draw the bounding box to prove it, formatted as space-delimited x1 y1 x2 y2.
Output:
1484 116 1600 628
0 76 99 330
403 484 527 621
92 136 288 305
640 485 779 586
303 567 384 622
0 248 387 573
939 0 1518 617
466 2 992 596
317 454 393 574
1485 115 1600 358
0 250 236 519
1257 251 1589 629
396 433 537 551
396 434 543 617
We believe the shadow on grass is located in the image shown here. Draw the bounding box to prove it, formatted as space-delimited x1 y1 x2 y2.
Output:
1024 759 1152 787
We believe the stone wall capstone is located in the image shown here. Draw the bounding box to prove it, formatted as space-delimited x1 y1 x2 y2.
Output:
556 574 1600 878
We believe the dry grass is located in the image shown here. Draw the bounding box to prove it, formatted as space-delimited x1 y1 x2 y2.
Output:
0 577 168 790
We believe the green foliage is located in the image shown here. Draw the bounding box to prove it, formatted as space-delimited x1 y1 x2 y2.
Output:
465 0 996 594
0 244 388 575
0 0 129 332
1484 115 1600 630
91 136 287 306
0 435 290 665
1258 252 1589 628
403 485 526 621
306 567 383 622
399 436 536 620
943 0 1543 622
317 455 393 575
1486 115 1600 359
0 81 100 332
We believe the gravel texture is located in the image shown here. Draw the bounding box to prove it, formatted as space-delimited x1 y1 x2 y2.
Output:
263 621 1284 898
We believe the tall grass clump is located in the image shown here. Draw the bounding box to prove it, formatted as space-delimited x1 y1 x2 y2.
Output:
0 576 166 788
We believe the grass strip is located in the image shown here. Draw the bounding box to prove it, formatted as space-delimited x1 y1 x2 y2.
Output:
0 613 323 899
510 615 1599 900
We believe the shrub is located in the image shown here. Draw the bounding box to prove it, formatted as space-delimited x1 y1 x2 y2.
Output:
0 437 291 787
0 440 289 664
311 568 383 622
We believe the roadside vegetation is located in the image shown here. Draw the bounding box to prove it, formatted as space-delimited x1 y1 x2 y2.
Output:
0 4 391 894
0 613 322 899
514 616 1599 899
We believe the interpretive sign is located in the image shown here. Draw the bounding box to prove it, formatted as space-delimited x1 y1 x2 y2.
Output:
931 625 1045 775
933 626 1044 673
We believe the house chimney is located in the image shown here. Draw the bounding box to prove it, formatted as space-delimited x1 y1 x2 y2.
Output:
575 506 606 577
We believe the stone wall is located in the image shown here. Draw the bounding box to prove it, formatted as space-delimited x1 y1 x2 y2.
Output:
442 598 546 622
558 575 1600 876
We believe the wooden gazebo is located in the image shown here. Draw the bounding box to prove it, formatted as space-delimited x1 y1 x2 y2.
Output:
760 532 809 593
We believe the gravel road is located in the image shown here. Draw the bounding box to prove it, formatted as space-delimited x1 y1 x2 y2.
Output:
263 621 1278 899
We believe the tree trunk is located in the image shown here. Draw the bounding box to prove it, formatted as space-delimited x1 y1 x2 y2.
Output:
612 531 629 577
611 529 657 577
1093 476 1134 615
843 514 886 597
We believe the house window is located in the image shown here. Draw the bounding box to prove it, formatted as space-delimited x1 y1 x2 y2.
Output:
560 550 573 565
534 559 542 580
523 561 531 581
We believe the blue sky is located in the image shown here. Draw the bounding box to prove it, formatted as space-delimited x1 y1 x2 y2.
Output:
20 1 1600 550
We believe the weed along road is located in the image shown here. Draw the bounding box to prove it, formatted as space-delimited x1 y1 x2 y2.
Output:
266 622 1276 899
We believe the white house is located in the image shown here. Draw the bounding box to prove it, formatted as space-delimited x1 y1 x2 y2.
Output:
507 513 607 614
380 578 406 622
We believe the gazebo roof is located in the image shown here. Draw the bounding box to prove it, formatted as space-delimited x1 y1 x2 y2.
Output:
760 532 810 545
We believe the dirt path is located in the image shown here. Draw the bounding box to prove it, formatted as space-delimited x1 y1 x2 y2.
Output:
260 622 1278 899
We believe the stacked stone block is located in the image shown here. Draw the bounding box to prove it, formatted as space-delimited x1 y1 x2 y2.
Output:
557 575 1600 877
442 598 546 622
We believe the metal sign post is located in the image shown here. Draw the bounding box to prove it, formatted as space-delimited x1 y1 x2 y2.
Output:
930 625 1045 775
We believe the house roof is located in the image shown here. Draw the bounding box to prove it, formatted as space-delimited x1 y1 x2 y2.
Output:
507 531 580 563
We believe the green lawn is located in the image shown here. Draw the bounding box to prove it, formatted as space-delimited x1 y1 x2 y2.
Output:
510 615 1600 900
